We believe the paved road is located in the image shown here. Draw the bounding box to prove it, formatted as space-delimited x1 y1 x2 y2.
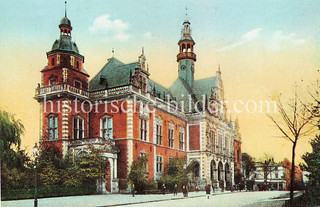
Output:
1 191 290 207
128 191 289 207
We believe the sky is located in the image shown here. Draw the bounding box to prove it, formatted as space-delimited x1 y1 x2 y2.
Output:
1 0 320 163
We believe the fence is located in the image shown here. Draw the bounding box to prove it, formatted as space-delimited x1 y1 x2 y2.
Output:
1 185 96 201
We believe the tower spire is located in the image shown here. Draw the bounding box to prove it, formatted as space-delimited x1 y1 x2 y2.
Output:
65 1 67 17
185 7 188 18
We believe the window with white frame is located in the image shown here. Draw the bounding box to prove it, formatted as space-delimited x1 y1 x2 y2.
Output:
168 122 174 148
48 116 58 140
73 117 84 140
156 116 162 145
101 116 113 139
156 155 163 173
140 118 147 141
179 127 184 150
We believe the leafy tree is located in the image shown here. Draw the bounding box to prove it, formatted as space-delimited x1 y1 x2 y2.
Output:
162 158 188 192
128 156 149 193
77 145 108 185
0 110 33 190
0 110 26 167
242 152 256 180
301 135 320 206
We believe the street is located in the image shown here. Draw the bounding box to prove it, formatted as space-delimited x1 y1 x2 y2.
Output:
1 191 293 207
127 191 289 207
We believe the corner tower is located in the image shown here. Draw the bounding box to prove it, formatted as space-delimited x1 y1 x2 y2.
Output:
177 20 196 88
35 7 90 156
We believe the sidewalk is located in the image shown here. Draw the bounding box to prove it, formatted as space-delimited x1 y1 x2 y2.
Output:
1 191 232 207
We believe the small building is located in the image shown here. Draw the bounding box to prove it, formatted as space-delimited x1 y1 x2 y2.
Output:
253 163 286 191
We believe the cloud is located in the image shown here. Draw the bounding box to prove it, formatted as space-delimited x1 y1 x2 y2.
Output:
215 28 262 51
143 31 153 39
89 14 130 41
267 31 306 51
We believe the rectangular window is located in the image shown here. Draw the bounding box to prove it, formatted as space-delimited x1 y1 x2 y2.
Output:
48 116 58 140
156 124 162 145
179 131 184 150
140 152 148 173
211 130 215 152
74 80 82 89
140 119 147 141
156 155 163 173
168 128 174 148
101 117 113 139
74 117 84 140
71 56 75 66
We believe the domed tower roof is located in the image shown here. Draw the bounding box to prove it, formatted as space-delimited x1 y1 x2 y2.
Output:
59 16 72 30
51 38 79 53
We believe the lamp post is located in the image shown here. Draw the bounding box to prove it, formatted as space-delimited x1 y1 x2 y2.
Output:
33 143 39 207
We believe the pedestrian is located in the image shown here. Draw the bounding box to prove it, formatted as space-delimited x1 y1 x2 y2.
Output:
132 184 135 197
174 184 178 196
206 184 211 199
162 183 166 195
185 186 188 197
182 185 186 197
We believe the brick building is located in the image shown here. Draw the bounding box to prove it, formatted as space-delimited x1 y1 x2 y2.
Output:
35 12 241 193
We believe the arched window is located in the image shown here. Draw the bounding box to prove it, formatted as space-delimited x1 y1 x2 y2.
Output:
168 122 174 148
101 116 113 139
179 127 184 150
51 58 55 66
187 44 191 52
155 116 163 145
76 61 79 69
73 117 84 140
182 44 186 52
64 29 67 34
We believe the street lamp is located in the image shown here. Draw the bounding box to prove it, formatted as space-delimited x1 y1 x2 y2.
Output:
33 143 39 207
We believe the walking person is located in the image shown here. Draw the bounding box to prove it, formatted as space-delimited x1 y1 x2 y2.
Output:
132 184 135 197
174 184 178 196
182 185 186 197
206 184 211 199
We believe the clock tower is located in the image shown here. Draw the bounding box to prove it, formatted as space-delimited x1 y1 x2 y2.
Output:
177 20 196 88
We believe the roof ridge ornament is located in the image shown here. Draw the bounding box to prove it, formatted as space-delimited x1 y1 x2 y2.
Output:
138 47 146 70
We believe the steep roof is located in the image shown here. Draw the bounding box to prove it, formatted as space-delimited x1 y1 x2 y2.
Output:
89 57 220 110
89 58 138 92
148 80 169 100
193 77 218 101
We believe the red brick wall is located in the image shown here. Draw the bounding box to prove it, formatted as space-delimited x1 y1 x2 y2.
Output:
189 125 200 150
89 100 127 139
133 139 155 180
234 140 241 174
115 139 128 180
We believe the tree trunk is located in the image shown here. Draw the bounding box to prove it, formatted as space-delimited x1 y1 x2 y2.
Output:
290 141 297 203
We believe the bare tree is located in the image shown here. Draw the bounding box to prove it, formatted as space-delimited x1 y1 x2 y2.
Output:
268 92 315 203
257 153 275 187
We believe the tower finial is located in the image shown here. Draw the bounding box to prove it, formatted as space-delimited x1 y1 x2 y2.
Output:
112 48 114 57
65 1 67 17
